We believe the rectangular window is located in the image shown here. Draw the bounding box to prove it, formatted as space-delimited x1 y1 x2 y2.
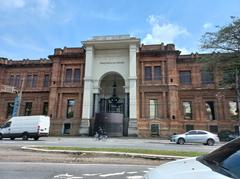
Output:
144 66 152 81
14 75 21 88
185 125 194 132
24 102 32 116
205 101 215 120
42 102 48 115
229 101 238 118
73 69 80 82
150 124 159 136
63 123 71 134
9 75 14 86
154 66 161 80
201 70 214 84
6 102 14 119
149 99 158 119
182 101 192 119
32 75 38 88
67 99 75 118
65 69 72 82
179 71 191 85
27 75 33 87
43 74 50 87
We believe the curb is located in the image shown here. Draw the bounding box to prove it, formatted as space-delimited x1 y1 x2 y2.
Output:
21 146 186 161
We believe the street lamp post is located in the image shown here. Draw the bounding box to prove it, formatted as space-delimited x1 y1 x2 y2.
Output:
15 77 25 116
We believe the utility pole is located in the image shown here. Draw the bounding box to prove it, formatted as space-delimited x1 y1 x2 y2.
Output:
16 77 25 116
12 77 25 117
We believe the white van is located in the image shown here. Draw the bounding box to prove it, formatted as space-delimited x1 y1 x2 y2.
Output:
0 115 50 140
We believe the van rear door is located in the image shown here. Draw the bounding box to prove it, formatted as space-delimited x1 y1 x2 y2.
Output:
38 117 50 135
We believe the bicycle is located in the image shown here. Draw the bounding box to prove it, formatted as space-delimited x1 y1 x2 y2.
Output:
94 132 108 141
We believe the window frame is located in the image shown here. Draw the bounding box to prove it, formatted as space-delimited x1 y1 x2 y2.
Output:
42 102 48 115
73 68 81 82
201 70 214 84
205 101 216 120
66 99 75 118
149 99 158 119
65 69 73 83
144 66 152 81
24 102 32 116
179 70 192 85
153 66 161 80
182 101 193 120
43 74 50 87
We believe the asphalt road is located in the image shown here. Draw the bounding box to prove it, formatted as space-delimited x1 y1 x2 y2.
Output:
0 162 152 179
0 136 222 153
0 137 223 179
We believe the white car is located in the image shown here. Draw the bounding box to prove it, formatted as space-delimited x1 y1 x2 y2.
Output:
144 137 240 179
170 130 220 146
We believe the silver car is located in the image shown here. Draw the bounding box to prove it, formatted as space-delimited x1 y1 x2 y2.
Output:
170 130 220 146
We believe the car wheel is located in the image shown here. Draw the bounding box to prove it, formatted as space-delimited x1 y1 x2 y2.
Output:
178 138 185 145
10 137 15 140
0 134 2 140
207 139 215 146
34 137 39 141
22 133 29 140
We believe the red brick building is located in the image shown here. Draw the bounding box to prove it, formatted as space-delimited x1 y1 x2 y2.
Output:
0 35 239 137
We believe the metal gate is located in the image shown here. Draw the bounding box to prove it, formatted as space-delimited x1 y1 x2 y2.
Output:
94 113 123 137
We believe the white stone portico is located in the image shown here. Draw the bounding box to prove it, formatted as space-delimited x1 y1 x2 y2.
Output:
80 35 140 136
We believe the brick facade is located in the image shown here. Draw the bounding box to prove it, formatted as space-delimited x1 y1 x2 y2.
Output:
0 39 239 137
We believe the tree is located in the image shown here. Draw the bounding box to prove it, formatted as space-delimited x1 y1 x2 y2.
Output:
200 16 240 135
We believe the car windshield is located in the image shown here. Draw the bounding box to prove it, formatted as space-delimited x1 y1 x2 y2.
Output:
197 137 240 178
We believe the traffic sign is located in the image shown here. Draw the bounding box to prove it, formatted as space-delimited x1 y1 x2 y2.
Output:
0 85 15 93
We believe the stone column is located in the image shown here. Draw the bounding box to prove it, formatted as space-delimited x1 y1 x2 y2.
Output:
162 61 165 84
80 45 94 135
141 91 145 118
57 93 63 118
163 92 167 119
124 93 128 118
128 44 137 136
94 93 99 114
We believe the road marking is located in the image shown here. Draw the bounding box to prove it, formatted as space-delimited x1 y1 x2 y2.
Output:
148 168 154 170
54 173 73 178
127 176 143 179
53 173 83 179
100 172 125 177
127 171 138 174
83 173 102 176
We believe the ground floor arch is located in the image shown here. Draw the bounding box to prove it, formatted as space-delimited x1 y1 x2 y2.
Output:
91 72 129 136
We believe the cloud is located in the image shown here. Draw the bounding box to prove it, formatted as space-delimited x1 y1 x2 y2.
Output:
34 0 54 16
177 47 190 54
142 15 189 45
0 0 25 8
203 23 212 29
0 0 54 17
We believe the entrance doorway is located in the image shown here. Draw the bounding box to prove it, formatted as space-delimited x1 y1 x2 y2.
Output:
93 72 128 136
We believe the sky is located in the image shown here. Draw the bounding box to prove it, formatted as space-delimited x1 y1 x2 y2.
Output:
0 0 240 60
